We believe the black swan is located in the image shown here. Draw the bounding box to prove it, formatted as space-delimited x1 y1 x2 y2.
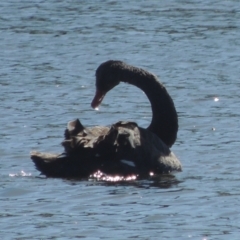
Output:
31 60 182 178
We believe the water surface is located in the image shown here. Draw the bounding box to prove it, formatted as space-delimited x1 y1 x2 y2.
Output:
1 0 240 239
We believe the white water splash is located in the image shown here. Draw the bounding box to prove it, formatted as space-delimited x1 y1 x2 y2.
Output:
9 170 32 177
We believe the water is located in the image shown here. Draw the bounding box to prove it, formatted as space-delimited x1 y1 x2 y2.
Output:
1 0 240 239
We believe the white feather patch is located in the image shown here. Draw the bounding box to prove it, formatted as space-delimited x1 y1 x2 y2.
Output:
120 160 136 167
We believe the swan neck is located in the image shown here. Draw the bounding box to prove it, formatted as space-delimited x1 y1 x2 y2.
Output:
120 68 178 147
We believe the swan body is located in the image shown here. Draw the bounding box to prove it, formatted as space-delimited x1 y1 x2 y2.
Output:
31 60 182 178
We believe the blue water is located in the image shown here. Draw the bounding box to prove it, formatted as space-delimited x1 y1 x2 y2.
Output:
1 0 240 239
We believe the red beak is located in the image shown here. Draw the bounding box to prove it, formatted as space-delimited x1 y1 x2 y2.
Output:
91 90 106 109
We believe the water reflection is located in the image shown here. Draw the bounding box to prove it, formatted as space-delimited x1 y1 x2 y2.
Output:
65 171 182 189
102 175 182 189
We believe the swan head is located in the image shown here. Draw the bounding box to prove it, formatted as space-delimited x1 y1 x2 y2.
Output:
91 60 121 109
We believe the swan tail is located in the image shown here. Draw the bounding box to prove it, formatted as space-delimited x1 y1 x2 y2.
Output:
30 151 94 178
31 151 69 178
